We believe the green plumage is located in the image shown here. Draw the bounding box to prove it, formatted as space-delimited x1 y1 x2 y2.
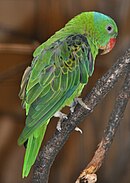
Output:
18 12 118 178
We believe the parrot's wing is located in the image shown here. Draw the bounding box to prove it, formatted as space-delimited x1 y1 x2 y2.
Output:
19 66 31 107
18 34 94 145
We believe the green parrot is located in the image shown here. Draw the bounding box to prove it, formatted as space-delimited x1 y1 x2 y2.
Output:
18 11 118 177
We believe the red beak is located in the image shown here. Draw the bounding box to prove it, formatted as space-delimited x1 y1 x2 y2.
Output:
100 38 116 55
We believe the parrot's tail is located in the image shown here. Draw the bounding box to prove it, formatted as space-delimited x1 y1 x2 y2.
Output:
22 121 49 178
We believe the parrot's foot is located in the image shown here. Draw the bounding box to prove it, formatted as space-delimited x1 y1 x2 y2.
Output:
75 98 91 110
70 100 77 113
75 127 83 134
54 111 68 131
70 98 90 113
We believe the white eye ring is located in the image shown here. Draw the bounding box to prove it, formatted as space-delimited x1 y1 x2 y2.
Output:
106 25 113 33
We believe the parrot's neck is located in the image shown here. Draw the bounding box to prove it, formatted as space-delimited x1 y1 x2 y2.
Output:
86 36 99 60
64 12 99 60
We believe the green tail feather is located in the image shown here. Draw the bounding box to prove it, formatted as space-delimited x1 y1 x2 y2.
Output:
22 121 49 178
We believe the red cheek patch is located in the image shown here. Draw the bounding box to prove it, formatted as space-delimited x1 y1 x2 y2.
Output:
109 38 116 50
100 37 117 55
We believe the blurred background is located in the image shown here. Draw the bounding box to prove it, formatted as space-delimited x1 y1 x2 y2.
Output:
0 0 130 183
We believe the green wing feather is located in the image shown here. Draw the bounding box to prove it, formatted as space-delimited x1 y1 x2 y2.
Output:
18 34 95 177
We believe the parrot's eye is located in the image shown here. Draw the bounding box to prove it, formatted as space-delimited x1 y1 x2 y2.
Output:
106 25 113 33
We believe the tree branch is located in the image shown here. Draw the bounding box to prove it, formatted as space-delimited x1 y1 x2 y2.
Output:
75 69 130 183
32 49 130 183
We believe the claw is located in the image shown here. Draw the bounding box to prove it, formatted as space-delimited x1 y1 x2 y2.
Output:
54 111 68 131
56 120 62 131
70 100 77 113
75 98 90 110
70 106 75 113
75 127 83 134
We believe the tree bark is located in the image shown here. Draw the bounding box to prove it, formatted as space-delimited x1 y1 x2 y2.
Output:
76 70 130 183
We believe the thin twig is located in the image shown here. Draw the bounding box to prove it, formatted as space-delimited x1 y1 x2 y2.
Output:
32 49 130 183
76 70 130 183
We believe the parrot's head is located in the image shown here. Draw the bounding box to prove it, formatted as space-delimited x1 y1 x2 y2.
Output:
92 12 118 55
